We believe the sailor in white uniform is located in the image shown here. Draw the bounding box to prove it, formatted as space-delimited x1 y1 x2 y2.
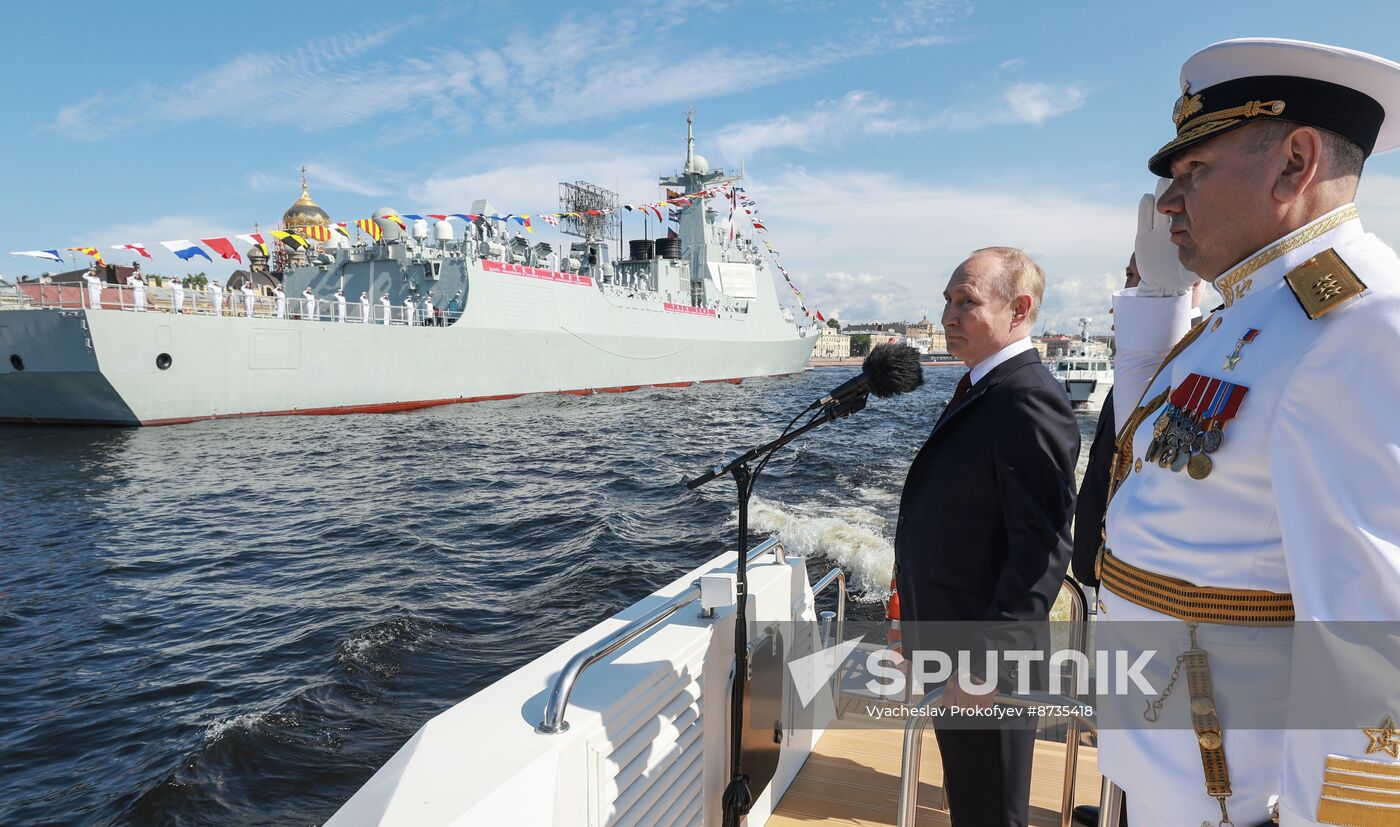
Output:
242 282 255 317
380 294 391 325
274 286 286 319
171 277 184 314
423 295 435 326
130 270 146 311
335 289 347 323
1098 39 1400 827
359 292 369 324
404 295 416 326
302 288 316 321
209 280 223 316
83 266 102 309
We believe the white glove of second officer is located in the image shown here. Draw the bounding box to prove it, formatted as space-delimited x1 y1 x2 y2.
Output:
1133 179 1199 297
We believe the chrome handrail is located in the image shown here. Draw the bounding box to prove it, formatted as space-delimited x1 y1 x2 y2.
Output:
536 536 787 734
896 687 1109 827
895 578 1120 827
811 567 846 628
1060 578 1089 827
812 567 848 708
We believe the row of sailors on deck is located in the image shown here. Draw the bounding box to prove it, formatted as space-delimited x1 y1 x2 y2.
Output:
81 266 452 325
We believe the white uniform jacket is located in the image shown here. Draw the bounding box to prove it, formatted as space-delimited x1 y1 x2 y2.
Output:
1101 204 1400 826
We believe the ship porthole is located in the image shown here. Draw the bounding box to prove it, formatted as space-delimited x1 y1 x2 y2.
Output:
156 353 172 370
8 354 21 371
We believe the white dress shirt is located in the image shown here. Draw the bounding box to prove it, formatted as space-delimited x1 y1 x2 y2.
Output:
968 335 1035 385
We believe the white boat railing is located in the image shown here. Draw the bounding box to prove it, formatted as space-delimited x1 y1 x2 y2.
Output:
9 282 462 325
535 537 854 736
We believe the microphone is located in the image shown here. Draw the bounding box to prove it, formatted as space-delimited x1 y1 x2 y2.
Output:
815 343 925 407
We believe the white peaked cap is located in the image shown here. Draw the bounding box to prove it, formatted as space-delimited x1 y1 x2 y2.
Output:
1150 38 1400 176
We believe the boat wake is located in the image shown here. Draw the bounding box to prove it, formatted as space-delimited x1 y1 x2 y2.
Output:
745 495 893 601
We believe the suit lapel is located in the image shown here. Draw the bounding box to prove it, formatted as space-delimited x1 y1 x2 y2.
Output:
926 349 1040 442
900 350 1042 503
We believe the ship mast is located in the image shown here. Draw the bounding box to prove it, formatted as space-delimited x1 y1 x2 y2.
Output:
685 107 696 173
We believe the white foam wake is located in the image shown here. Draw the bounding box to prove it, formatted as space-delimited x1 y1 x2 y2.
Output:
744 495 893 602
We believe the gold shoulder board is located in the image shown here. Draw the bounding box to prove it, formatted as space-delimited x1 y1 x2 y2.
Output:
1284 248 1367 320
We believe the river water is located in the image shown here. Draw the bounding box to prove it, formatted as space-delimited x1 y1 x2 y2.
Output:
0 366 1097 825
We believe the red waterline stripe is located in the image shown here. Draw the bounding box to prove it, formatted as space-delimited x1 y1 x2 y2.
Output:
4 375 782 427
130 377 757 426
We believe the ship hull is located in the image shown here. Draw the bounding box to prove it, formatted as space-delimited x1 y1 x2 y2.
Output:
0 283 812 426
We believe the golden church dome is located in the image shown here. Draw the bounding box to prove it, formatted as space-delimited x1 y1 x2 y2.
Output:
282 169 330 230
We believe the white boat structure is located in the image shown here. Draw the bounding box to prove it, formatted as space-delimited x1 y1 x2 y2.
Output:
1050 318 1113 412
0 119 815 426
326 537 1118 827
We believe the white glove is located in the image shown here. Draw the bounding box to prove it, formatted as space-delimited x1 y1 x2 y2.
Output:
1133 179 1199 297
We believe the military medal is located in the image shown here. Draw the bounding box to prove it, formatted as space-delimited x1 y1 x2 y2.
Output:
1151 373 1249 479
1223 328 1260 371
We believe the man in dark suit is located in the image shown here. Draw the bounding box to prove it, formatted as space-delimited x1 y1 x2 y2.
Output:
1070 257 1139 591
894 247 1080 827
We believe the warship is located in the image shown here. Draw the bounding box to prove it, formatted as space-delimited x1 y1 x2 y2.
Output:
0 119 815 426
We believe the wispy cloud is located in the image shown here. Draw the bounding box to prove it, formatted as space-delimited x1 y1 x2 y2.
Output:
51 4 966 140
409 139 678 212
936 81 1090 130
1000 82 1090 126
53 20 450 139
746 167 1134 330
710 81 1089 162
712 92 927 161
246 162 390 198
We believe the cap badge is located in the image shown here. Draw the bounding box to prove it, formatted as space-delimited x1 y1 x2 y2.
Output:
1172 92 1204 127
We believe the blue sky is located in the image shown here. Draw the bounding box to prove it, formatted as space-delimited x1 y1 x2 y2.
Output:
5 0 1400 332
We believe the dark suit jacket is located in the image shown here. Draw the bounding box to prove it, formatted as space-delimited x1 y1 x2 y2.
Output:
1071 393 1116 588
894 349 1080 627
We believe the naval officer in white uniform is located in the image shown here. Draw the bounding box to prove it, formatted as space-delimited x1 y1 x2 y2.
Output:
335 288 347 323
302 287 316 321
129 269 146 311
83 266 102 309
208 280 223 316
359 291 369 324
379 294 391 325
274 285 286 319
1099 39 1400 827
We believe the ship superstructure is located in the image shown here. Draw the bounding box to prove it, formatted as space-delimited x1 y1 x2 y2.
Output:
1050 317 1113 411
0 119 815 426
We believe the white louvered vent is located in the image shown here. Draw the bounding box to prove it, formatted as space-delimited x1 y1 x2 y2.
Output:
589 656 707 827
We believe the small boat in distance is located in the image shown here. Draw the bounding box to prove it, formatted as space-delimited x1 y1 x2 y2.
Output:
1050 317 1113 412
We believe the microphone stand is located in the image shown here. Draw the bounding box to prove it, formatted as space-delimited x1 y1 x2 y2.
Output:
685 393 867 827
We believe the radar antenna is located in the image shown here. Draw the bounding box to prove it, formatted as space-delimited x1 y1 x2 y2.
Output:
558 180 619 242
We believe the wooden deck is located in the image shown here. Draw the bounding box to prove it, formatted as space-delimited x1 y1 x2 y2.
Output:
769 702 1101 826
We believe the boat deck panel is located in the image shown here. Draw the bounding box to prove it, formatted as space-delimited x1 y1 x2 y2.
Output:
769 706 1101 826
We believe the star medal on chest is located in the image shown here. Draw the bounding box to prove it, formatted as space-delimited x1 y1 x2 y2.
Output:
1223 328 1260 371
1149 373 1249 479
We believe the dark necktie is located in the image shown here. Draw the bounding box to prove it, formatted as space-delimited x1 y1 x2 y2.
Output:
949 371 973 408
933 371 973 429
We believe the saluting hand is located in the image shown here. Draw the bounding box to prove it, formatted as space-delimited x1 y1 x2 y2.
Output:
1134 179 1200 297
